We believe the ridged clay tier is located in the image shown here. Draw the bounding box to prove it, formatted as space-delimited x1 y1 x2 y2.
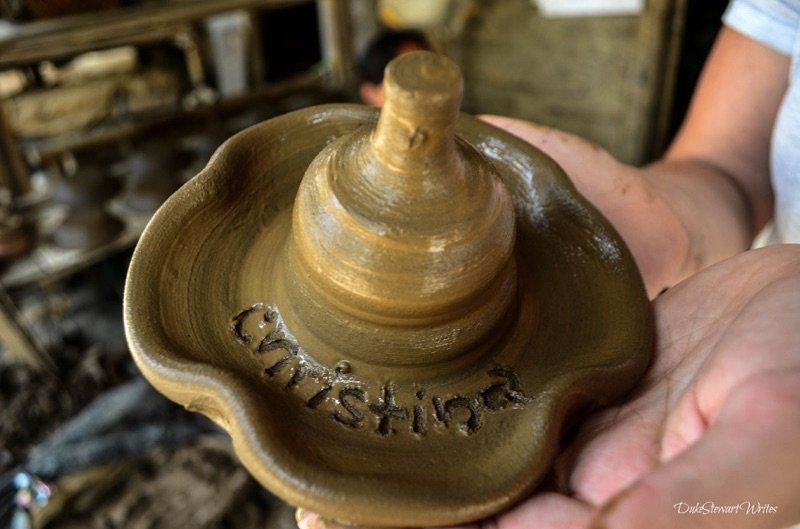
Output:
124 51 652 527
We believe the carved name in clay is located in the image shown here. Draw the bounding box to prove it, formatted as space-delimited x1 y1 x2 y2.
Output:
232 303 531 437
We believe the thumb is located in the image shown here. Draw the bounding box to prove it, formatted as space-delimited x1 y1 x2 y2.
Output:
587 369 800 529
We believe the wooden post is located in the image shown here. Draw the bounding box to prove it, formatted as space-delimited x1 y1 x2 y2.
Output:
0 103 30 197
316 0 354 89
0 288 54 371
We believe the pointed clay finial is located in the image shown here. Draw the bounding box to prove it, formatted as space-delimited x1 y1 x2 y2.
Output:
371 50 462 172
282 51 517 373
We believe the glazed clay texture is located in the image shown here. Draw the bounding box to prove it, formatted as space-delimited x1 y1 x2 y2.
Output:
124 51 652 527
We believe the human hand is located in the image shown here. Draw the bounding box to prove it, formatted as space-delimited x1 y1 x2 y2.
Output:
557 243 800 529
297 244 800 529
479 115 725 299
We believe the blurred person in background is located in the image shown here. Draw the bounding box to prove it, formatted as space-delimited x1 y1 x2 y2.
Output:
357 29 431 107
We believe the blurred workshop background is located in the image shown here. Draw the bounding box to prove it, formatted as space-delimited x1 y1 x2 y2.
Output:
0 1 726 528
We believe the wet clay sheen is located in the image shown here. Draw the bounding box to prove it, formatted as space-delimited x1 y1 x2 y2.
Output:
282 52 516 373
124 51 653 528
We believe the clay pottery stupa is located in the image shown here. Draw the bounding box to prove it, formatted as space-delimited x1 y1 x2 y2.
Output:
50 164 120 208
51 206 124 250
124 178 180 213
123 140 189 213
124 140 191 183
124 52 652 527
50 164 124 250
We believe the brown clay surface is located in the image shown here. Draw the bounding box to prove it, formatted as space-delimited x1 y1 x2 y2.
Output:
125 52 652 526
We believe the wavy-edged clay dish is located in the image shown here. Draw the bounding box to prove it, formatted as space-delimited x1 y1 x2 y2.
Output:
125 65 651 526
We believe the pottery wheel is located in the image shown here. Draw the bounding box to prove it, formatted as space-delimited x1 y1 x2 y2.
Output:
125 52 652 527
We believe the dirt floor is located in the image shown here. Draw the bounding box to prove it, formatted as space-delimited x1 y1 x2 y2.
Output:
0 258 295 529
0 348 296 529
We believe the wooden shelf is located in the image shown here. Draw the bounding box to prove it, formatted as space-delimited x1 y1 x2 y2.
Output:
0 199 151 291
0 0 312 68
0 0 353 367
18 71 325 160
2 71 327 291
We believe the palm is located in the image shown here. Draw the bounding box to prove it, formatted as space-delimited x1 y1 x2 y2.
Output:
299 246 800 529
480 244 800 529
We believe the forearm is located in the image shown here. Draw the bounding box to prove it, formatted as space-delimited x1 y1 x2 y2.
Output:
645 26 785 273
638 157 756 289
